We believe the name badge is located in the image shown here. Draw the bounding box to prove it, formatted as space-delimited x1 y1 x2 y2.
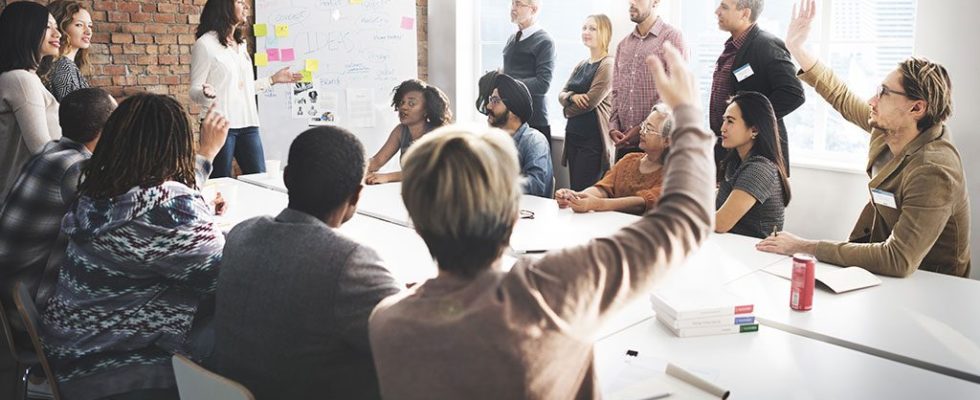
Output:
734 64 754 82
871 188 897 209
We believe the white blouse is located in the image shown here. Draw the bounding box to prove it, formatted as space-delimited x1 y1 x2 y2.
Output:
190 31 272 129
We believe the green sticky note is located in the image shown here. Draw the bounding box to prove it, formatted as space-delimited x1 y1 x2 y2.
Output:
301 70 312 83
275 24 289 37
305 59 319 72
253 23 268 37
254 52 268 66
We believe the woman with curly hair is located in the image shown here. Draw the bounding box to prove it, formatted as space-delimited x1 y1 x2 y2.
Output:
366 79 453 185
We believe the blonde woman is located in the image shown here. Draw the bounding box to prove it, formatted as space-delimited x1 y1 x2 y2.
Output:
558 14 615 190
556 104 672 215
41 1 92 102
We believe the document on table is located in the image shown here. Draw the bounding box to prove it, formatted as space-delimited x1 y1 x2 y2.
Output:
602 350 727 400
763 259 881 294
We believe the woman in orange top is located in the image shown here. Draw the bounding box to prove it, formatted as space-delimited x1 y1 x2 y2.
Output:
556 104 671 214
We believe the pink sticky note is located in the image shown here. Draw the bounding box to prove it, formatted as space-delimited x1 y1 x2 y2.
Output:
267 48 280 61
281 48 295 62
401 17 414 30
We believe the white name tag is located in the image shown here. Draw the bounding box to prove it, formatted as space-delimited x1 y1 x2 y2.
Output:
734 64 754 82
871 188 897 209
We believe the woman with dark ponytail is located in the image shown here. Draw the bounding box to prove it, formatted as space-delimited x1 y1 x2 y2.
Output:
715 91 792 238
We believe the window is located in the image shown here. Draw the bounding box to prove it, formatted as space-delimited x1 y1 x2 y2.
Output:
477 1 677 135
678 0 917 170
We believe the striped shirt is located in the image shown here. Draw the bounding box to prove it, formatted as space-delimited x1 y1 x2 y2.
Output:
716 155 785 238
709 25 753 135
44 56 89 102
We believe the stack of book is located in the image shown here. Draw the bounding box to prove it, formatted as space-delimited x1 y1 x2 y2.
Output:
650 288 759 338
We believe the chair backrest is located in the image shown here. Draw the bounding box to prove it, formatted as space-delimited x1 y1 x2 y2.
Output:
172 354 255 400
13 282 61 400
0 297 38 365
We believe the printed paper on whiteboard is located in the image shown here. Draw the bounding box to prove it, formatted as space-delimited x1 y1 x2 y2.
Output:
347 88 375 128
309 92 340 126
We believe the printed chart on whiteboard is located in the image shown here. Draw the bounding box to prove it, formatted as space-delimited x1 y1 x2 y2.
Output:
254 0 419 163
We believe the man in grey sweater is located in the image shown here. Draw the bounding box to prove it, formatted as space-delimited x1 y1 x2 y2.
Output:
503 0 556 142
212 126 400 399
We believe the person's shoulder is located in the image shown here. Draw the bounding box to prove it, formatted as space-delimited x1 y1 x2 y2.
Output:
193 31 221 47
739 155 779 177
621 152 645 163
0 69 39 85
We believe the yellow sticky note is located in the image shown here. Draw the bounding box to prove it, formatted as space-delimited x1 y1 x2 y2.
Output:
275 24 289 37
301 70 313 83
254 52 268 66
305 59 319 72
350 0 364 4
253 23 268 37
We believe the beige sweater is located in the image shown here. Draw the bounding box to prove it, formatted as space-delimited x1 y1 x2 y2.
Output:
369 105 715 400
0 69 61 198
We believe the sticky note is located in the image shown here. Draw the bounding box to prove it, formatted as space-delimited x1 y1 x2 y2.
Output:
281 48 295 62
254 52 268 66
267 49 280 61
401 17 414 30
253 23 268 37
350 0 363 4
301 70 313 83
275 24 289 37
305 59 319 72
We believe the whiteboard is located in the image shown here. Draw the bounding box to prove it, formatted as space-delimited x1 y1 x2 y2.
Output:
254 0 419 165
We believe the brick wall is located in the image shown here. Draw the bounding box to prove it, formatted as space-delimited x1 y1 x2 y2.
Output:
2 0 429 120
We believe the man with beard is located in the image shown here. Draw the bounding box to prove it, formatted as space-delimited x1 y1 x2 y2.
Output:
483 73 554 197
710 0 804 174
756 0 970 278
503 0 555 142
609 0 686 161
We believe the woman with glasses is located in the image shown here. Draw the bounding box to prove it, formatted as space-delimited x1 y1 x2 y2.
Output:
715 91 792 238
366 79 452 185
558 14 615 191
556 104 671 215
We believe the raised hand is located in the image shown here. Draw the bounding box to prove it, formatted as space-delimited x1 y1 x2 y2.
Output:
202 83 217 99
646 42 699 111
199 102 230 161
786 0 819 71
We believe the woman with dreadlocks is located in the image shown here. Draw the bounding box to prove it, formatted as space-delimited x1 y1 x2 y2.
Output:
38 94 229 400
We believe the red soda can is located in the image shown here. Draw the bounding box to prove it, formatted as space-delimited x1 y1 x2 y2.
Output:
790 253 815 311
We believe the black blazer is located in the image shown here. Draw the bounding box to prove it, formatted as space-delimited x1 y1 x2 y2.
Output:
731 24 805 174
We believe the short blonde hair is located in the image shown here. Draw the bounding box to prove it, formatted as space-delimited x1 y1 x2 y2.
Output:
401 125 522 277
588 14 613 57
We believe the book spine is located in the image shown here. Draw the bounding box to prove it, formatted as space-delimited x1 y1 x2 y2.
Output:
676 323 760 338
662 315 757 329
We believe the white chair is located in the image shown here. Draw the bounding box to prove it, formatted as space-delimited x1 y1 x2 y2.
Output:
172 354 254 400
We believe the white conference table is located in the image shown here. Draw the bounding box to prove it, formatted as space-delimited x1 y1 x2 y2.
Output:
725 259 980 384
595 317 980 400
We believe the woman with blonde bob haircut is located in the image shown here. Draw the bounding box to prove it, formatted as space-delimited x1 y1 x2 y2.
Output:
369 43 717 400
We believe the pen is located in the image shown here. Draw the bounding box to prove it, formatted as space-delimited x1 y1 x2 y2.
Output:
771 225 778 237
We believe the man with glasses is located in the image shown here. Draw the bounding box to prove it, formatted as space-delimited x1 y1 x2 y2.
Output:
483 73 554 197
756 0 970 278
609 0 686 161
503 0 555 142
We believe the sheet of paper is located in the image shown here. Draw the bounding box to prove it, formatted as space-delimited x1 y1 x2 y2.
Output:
346 88 376 127
601 350 722 400
309 91 340 126
763 260 881 294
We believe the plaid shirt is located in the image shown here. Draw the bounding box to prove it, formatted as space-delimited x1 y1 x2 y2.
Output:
609 17 687 136
0 138 89 300
709 25 754 135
